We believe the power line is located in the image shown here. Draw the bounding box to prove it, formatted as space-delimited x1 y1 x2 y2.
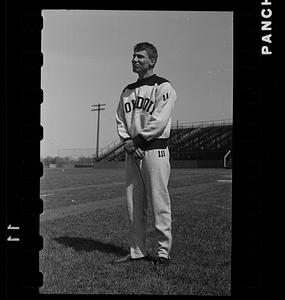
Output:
91 104 106 159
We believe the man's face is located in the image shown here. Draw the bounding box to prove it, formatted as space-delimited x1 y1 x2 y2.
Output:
132 50 155 74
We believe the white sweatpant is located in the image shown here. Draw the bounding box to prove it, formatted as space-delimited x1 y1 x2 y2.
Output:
125 147 172 259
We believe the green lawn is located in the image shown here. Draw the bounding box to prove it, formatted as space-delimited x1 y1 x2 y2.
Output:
40 168 231 295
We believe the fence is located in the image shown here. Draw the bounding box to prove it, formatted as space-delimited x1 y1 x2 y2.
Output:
171 119 232 130
57 148 95 160
56 119 233 162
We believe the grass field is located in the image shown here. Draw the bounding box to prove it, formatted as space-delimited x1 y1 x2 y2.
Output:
40 167 232 295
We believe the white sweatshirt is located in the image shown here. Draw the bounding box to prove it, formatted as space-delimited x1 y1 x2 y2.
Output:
116 74 177 150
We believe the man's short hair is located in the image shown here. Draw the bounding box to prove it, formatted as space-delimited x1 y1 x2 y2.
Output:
134 42 158 66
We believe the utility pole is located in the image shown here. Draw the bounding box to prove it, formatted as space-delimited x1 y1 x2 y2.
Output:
91 104 106 159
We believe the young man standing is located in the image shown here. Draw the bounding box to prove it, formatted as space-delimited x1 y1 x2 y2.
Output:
115 42 177 266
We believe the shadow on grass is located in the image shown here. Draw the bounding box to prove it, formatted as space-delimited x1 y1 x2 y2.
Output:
54 236 128 257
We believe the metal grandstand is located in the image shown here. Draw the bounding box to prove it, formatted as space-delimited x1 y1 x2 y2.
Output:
94 119 232 165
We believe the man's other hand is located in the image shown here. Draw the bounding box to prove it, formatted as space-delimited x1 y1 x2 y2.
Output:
132 148 145 160
124 139 137 154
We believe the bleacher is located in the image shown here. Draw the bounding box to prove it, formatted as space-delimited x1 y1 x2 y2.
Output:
94 120 232 167
169 121 232 161
95 140 125 162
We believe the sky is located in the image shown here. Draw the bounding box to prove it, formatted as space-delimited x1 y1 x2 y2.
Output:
41 10 233 158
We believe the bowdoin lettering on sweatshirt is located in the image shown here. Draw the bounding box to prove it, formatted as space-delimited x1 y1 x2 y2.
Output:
116 74 177 150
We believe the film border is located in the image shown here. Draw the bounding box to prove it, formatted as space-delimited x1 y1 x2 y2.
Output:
3 1 277 297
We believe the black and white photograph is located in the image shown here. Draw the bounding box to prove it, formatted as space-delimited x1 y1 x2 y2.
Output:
3 0 279 297
39 10 233 295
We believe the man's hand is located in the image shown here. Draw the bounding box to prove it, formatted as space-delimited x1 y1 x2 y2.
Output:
124 139 145 159
132 148 145 160
124 139 137 154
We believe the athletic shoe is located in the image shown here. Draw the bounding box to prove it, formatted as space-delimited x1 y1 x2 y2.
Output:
111 254 148 264
153 256 171 268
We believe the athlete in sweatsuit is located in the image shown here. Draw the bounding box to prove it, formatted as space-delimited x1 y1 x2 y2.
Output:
115 42 177 266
